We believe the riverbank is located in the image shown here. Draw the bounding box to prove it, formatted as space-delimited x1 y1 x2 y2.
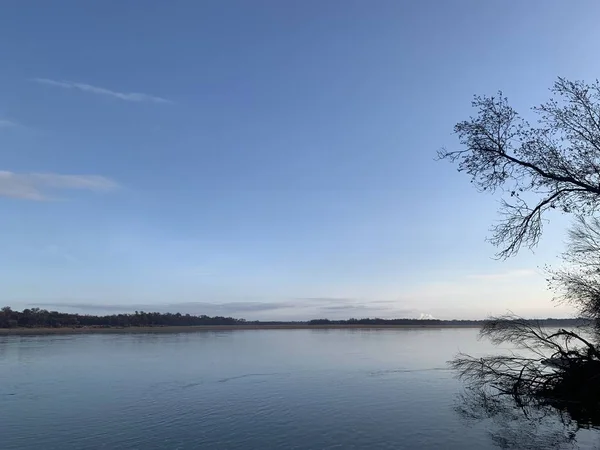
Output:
0 323 482 335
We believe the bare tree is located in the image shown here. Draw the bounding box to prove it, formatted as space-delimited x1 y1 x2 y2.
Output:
439 78 600 258
442 78 600 429
549 216 600 333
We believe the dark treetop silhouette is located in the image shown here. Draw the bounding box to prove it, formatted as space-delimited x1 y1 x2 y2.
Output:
439 77 600 259
0 307 582 329
440 77 600 433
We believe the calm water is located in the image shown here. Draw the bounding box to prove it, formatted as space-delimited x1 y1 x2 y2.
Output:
1 328 599 449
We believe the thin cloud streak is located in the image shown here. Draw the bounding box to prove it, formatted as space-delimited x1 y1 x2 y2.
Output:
0 171 118 201
26 299 420 321
32 78 172 104
0 119 18 128
467 269 538 281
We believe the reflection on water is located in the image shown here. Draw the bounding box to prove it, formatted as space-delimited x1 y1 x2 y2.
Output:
456 387 581 449
455 377 600 449
450 319 600 449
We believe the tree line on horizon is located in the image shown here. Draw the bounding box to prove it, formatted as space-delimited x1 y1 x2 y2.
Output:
0 306 243 328
0 306 586 329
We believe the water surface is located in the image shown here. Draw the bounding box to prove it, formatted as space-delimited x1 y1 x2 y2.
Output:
1 328 598 449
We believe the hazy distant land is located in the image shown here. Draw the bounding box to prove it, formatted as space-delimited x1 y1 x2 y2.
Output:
0 307 588 335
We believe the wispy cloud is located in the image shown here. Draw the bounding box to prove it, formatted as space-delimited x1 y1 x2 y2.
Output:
41 244 79 264
26 299 420 321
0 119 18 128
32 78 172 104
0 171 118 201
27 301 293 315
467 269 537 281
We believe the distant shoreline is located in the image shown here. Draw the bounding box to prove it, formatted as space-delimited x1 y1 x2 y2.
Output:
0 323 483 336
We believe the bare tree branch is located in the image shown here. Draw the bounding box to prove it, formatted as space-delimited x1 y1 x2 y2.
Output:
439 78 600 258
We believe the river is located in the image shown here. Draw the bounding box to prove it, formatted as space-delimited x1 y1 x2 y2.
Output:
1 328 598 449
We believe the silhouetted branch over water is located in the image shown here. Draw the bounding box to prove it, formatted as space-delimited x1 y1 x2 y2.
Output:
452 315 600 415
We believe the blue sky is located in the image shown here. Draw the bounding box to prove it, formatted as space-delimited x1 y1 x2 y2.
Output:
1 0 598 319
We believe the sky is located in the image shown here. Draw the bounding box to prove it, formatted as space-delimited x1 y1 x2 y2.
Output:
1 0 599 320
